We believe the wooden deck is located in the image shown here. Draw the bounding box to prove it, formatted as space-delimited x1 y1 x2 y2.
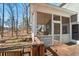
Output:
46 43 79 56
0 37 45 56
0 37 79 56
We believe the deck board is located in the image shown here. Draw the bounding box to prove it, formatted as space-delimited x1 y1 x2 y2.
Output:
50 44 79 56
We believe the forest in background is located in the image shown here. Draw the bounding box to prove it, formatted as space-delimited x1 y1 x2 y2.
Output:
0 3 30 39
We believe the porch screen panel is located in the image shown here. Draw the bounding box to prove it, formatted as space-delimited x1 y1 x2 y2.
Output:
54 23 60 40
62 17 70 34
53 15 60 21
37 12 52 35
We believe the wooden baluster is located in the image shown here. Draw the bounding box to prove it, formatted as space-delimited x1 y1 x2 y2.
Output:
31 43 38 56
39 44 45 56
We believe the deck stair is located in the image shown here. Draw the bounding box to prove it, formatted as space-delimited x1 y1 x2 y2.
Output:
45 47 58 56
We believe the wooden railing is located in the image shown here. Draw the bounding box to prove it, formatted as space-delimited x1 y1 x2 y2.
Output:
0 50 22 56
0 43 31 56
0 37 45 56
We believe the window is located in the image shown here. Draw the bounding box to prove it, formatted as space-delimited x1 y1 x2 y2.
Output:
53 15 60 21
72 24 78 33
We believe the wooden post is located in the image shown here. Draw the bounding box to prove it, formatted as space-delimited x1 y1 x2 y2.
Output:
31 37 45 56
31 43 45 56
31 43 38 56
38 44 45 56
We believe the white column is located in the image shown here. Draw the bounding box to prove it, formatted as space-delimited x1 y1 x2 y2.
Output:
32 11 37 42
52 14 54 45
70 17 72 41
34 11 37 36
32 11 35 42
60 16 62 43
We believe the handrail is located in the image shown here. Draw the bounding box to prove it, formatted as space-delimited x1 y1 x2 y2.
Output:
34 37 44 44
0 37 44 56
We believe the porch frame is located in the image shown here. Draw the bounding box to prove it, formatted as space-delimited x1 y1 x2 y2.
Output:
52 14 62 43
32 11 72 44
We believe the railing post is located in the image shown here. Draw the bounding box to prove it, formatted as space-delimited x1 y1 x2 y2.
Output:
38 43 45 56
31 37 45 56
31 43 38 56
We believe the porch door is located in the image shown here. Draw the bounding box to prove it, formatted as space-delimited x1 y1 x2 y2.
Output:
72 24 78 40
53 15 61 42
54 23 61 41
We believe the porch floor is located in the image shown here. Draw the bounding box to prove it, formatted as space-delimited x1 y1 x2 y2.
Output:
46 43 79 56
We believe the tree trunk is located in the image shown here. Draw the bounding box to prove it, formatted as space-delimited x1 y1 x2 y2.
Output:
1 3 4 39
12 16 15 37
16 4 18 38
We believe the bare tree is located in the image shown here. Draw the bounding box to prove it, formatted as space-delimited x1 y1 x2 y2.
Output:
0 16 1 34
7 4 15 37
22 3 29 34
15 4 18 38
1 3 4 38
22 4 25 30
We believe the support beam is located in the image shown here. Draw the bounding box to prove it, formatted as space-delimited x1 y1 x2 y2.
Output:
52 14 54 45
70 17 72 41
32 11 37 42
32 12 34 42
35 11 37 36
60 16 62 43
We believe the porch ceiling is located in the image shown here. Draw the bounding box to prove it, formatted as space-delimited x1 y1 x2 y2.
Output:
37 12 52 25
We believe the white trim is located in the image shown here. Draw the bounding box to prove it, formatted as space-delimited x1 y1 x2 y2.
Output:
60 16 62 43
32 11 35 42
35 11 37 36
30 10 34 42
53 17 61 43
70 17 72 41
52 14 54 45
47 4 77 15
71 22 77 25
32 10 37 42
53 20 61 23
31 4 72 17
